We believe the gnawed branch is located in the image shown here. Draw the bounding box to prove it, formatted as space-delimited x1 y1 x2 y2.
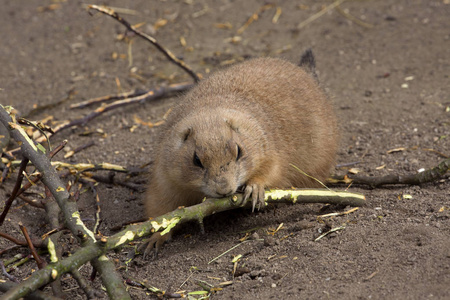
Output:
331 158 449 188
0 186 365 299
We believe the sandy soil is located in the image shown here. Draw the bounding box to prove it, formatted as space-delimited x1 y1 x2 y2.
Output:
0 0 449 299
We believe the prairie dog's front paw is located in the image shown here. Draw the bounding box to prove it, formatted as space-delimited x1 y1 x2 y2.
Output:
244 182 266 212
139 231 172 259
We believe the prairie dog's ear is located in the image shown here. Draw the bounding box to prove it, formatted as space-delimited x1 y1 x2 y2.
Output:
180 127 192 142
225 119 240 133
299 48 318 82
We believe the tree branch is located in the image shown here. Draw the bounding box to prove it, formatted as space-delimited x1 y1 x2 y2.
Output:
88 5 200 82
0 105 130 300
331 158 449 188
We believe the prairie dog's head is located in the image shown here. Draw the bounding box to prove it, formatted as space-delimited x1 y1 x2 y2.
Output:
161 112 252 198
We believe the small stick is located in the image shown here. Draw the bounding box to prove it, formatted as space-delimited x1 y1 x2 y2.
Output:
3 140 67 212
237 4 275 35
315 225 346 241
318 207 359 218
0 231 28 246
18 118 53 153
0 261 18 283
123 275 184 298
19 223 47 269
208 240 261 264
70 90 145 109
0 158 29 225
332 158 450 188
49 139 68 158
51 82 193 138
17 194 45 209
422 148 449 159
51 161 127 173
88 5 200 82
335 5 374 28
5 255 33 274
64 140 95 159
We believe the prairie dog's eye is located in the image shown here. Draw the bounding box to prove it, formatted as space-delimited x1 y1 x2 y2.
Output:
236 145 243 161
193 152 204 168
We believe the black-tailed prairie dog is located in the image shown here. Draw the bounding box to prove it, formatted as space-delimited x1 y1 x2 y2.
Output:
145 51 338 220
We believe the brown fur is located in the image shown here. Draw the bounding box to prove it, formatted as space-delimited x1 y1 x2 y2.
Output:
145 57 338 217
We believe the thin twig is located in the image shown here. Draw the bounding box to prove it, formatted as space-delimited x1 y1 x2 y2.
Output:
51 82 193 138
0 232 28 246
19 223 47 269
17 118 53 153
2 140 67 212
64 141 95 159
49 140 68 158
17 194 42 208
124 275 184 298
89 5 200 82
331 158 450 188
237 4 275 35
0 260 19 283
70 89 146 109
0 158 29 225
51 161 127 173
336 4 374 29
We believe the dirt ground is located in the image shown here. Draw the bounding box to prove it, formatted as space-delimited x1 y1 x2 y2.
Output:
1 0 449 299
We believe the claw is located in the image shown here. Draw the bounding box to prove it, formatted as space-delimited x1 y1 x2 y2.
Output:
251 186 258 212
139 231 172 259
244 183 265 212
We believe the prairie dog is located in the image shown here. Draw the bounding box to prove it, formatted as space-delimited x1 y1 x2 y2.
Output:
145 53 338 218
